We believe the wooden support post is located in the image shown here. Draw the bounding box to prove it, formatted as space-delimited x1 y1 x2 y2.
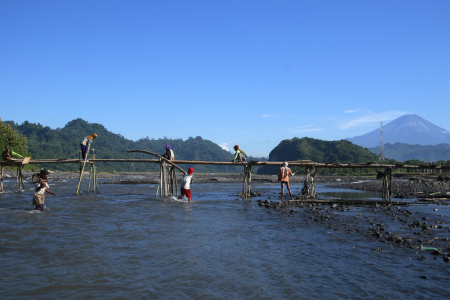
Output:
302 166 316 198
15 165 19 190
242 165 247 198
169 166 176 195
382 167 392 201
1 163 3 192
88 163 93 194
16 165 24 191
92 149 98 194
247 164 252 197
158 159 163 197
163 161 168 196
241 164 252 198
76 142 91 195
20 165 24 190
173 167 178 195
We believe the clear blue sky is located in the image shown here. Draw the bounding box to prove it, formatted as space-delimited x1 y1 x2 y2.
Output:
1 0 449 157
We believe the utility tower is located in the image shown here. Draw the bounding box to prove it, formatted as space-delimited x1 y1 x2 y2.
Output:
379 121 384 161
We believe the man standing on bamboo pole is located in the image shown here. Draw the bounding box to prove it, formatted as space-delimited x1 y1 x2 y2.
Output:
80 133 97 162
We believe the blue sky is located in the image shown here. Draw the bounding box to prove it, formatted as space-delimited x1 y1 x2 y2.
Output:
1 0 449 157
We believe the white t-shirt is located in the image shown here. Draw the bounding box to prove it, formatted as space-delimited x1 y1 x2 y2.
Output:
34 182 49 195
182 174 193 189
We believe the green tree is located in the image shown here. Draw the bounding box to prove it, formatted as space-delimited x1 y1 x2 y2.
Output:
0 119 29 158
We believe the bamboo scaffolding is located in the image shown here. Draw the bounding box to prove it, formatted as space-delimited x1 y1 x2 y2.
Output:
127 149 186 197
3 152 450 201
302 166 317 198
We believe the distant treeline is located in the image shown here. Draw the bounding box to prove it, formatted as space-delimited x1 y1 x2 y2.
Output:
4 119 265 173
369 143 450 162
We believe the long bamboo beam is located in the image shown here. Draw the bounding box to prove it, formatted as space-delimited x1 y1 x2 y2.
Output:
11 159 450 170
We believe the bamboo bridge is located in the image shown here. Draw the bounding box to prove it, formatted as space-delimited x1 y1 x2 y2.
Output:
2 149 450 201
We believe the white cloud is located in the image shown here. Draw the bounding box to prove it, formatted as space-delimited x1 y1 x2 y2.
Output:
288 124 324 134
218 142 230 151
344 109 364 114
339 110 409 129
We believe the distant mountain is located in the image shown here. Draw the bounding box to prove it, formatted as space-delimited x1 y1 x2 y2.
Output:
347 114 450 148
257 137 379 175
5 118 265 173
369 143 450 162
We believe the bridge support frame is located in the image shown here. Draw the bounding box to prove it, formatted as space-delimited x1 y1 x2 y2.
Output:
242 164 252 198
382 167 392 201
302 166 316 198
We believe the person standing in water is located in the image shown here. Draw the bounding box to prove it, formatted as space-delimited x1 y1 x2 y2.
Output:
278 162 297 201
33 169 56 211
178 168 194 201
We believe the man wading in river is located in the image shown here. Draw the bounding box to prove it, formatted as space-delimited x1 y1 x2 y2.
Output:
278 162 297 201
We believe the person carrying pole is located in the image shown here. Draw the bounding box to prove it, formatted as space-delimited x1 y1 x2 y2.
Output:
178 168 194 201
33 169 56 211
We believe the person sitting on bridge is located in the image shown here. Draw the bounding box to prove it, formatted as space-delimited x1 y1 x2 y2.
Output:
178 167 194 201
231 145 247 163
33 169 56 211
80 133 98 162
279 162 297 201
162 145 175 160
2 146 12 161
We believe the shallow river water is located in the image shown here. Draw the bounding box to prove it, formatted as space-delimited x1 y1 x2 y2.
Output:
0 177 449 299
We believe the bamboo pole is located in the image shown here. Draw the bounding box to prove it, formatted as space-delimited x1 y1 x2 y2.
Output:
382 167 392 201
92 149 98 194
76 142 90 195
1 163 3 192
15 166 19 190
159 159 163 197
242 165 247 198
19 165 24 190
248 164 252 196
22 157 450 171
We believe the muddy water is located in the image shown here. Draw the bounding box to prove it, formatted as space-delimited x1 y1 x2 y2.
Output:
0 179 449 299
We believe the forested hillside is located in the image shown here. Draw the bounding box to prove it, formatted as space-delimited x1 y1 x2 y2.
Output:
6 119 262 173
257 137 380 175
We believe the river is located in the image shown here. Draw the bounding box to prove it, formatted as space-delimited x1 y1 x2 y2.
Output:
0 177 449 299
